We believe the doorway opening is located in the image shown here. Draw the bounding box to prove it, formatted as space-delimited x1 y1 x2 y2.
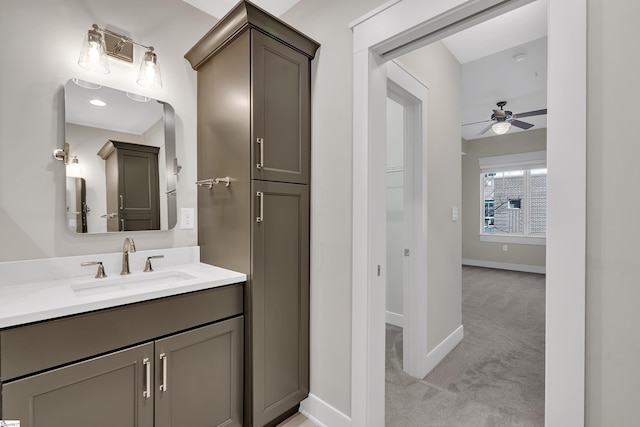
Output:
350 0 586 426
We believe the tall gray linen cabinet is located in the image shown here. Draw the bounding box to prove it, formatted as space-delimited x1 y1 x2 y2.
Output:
185 2 319 426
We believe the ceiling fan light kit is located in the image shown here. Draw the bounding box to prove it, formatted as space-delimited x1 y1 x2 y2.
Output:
463 101 548 136
492 121 511 134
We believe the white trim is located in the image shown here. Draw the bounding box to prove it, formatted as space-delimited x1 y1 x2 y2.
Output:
385 311 404 328
479 150 546 171
387 60 430 381
545 0 586 424
350 0 586 426
348 0 401 29
479 234 546 246
462 258 546 275
423 325 464 375
299 394 351 427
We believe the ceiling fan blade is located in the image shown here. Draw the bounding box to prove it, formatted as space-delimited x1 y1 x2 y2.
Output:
462 119 491 126
513 108 547 119
478 123 494 135
510 119 535 130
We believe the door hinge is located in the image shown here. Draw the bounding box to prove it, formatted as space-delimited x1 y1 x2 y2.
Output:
404 249 410 257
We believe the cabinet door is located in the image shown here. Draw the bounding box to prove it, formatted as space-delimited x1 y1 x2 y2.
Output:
118 149 160 231
251 30 310 185
2 342 154 427
155 316 244 427
251 181 310 426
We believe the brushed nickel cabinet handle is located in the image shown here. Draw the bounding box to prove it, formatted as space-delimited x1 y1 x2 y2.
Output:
159 353 168 391
256 138 264 170
195 177 231 188
143 357 151 398
256 191 264 223
119 194 123 210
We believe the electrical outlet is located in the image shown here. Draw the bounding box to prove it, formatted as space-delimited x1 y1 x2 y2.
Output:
180 208 195 229
503 245 508 252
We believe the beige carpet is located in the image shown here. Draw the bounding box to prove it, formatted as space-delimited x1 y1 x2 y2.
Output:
386 266 545 427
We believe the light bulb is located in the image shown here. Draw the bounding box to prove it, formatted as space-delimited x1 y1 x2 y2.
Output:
78 25 110 74
67 157 83 178
492 121 511 135
137 49 162 88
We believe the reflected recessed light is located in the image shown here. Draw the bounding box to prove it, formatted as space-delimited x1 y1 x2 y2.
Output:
513 53 527 63
72 78 102 89
89 99 107 107
126 92 152 102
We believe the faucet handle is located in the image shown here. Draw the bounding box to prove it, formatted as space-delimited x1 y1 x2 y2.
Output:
144 255 164 272
81 261 107 278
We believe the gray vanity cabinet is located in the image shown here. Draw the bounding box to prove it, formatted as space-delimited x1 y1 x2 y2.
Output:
155 317 244 427
251 30 311 185
251 181 310 426
3 343 155 427
0 285 244 427
185 2 318 426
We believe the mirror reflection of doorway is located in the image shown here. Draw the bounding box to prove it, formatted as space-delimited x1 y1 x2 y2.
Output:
98 140 161 232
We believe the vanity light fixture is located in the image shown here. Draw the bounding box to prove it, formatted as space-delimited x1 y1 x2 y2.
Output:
78 24 163 88
54 144 83 177
67 157 83 178
53 142 71 164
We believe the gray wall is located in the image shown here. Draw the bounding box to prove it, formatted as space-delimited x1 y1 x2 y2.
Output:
461 129 547 268
282 0 389 416
284 0 462 414
0 0 216 261
395 45 462 353
586 0 640 425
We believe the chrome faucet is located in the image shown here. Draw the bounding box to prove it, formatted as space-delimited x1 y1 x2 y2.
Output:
121 237 136 275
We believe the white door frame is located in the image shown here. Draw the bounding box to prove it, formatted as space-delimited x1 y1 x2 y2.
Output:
350 1 586 426
386 60 430 379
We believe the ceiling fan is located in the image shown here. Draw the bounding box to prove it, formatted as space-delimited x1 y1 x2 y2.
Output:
464 101 547 135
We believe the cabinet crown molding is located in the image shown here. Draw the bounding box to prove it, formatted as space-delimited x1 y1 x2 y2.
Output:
184 0 320 70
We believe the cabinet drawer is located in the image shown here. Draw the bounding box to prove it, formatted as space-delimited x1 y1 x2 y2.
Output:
1 283 243 381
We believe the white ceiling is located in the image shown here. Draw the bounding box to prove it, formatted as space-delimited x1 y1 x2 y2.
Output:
442 0 548 140
65 80 164 135
183 0 301 19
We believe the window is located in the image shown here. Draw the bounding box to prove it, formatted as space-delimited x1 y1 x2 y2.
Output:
479 151 546 245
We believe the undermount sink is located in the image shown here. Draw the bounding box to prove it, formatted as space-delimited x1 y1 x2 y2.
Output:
71 270 196 297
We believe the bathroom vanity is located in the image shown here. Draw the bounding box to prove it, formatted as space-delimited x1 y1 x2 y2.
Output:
0 247 246 427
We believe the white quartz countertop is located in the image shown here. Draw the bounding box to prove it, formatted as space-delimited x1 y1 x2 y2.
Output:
0 247 246 329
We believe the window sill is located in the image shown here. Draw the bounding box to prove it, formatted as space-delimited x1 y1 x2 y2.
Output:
479 234 546 246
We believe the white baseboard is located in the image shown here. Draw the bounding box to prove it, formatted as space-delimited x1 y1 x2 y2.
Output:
385 311 404 327
423 324 464 375
462 258 546 274
299 393 351 427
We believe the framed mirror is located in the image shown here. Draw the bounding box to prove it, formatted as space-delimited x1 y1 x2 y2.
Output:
63 79 178 233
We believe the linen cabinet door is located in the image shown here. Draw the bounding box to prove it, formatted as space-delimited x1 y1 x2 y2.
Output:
154 316 244 427
251 180 310 426
251 30 311 185
1 342 154 427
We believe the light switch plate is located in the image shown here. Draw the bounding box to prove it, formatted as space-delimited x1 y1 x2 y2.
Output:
180 208 195 229
451 206 459 222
